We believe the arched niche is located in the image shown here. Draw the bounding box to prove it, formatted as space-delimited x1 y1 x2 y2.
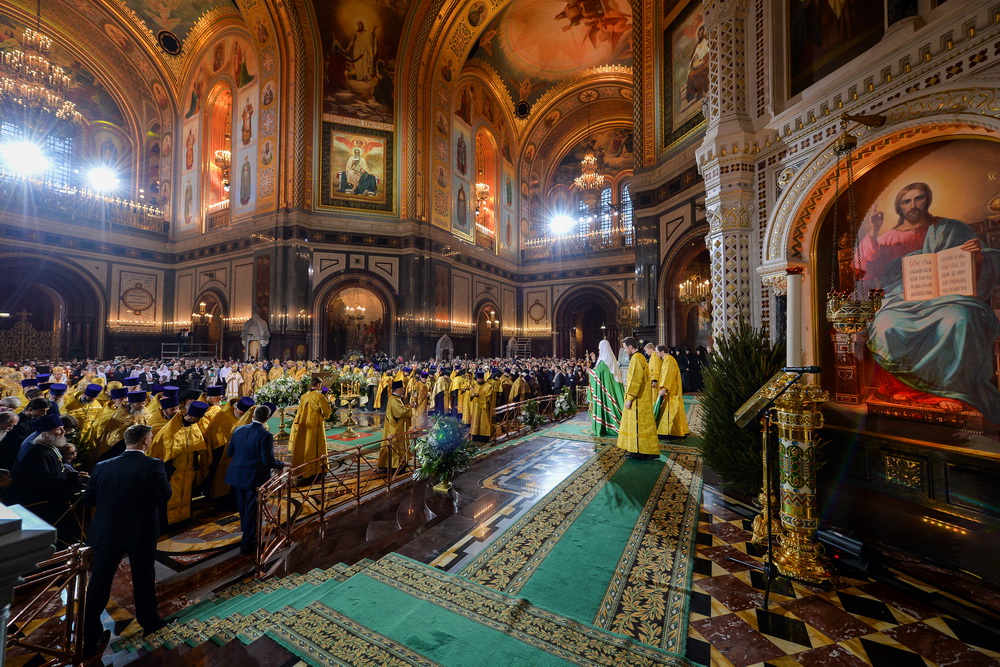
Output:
0 254 105 358
474 127 500 252
552 285 620 358
475 301 500 357
660 225 712 348
204 83 234 227
319 283 388 360
192 289 228 353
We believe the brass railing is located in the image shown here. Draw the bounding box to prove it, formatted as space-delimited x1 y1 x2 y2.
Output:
255 392 586 576
255 427 427 575
7 544 91 665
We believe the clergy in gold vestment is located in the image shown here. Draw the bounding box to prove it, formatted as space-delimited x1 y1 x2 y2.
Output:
204 397 255 498
655 345 689 438
240 365 255 397
645 343 662 396
468 371 494 443
411 371 431 429
150 401 210 524
147 396 179 438
94 391 150 463
268 362 284 382
377 381 413 470
253 366 269 394
288 377 332 478
616 338 659 460
67 384 104 435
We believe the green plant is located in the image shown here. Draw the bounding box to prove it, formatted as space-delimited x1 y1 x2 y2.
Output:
698 321 785 495
413 415 476 483
255 377 308 409
519 399 546 430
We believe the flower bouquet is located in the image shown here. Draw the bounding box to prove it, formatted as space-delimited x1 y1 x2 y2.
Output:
255 377 307 438
554 387 576 420
519 399 546 431
413 416 476 493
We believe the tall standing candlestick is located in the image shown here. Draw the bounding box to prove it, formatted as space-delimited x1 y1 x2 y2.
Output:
786 268 804 367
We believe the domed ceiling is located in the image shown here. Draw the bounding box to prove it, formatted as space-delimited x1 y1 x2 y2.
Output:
465 0 632 106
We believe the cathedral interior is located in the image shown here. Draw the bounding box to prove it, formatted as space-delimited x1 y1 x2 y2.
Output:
2 0 1000 664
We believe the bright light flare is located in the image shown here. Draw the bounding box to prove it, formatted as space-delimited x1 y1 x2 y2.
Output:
87 166 120 192
550 213 576 236
0 141 49 176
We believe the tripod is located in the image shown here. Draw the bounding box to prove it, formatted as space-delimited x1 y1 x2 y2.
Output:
729 370 829 609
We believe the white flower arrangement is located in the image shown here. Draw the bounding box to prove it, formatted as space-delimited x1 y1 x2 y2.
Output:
255 377 307 409
554 387 576 419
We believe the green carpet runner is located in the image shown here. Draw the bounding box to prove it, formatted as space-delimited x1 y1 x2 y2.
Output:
116 555 685 665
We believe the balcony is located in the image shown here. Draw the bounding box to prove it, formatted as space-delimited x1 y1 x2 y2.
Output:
0 170 166 235
207 199 230 229
521 226 634 262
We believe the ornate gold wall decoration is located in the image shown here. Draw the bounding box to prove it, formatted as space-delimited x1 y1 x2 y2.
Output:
884 455 923 490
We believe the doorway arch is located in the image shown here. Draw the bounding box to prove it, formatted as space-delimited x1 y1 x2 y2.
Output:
552 285 619 359
0 253 105 358
661 226 712 348
475 301 500 357
192 288 228 355
312 273 397 360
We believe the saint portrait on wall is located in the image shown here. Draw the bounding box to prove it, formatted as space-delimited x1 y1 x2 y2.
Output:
819 138 1000 430
456 134 468 176
240 155 253 206
241 97 255 146
184 128 196 172
321 122 393 213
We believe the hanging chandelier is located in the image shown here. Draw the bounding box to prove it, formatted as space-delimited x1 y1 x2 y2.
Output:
573 91 604 206
0 0 82 127
825 113 886 340
678 275 710 304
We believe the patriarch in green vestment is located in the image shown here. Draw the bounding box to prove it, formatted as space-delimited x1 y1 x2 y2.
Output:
588 339 625 437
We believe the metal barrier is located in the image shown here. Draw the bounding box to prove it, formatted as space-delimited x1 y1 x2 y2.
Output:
255 427 427 576
7 544 91 665
160 342 221 359
254 392 586 576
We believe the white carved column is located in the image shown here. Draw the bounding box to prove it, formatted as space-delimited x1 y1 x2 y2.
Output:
697 0 759 339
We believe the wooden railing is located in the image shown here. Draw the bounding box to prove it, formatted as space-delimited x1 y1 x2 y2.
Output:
255 391 586 576
7 544 91 665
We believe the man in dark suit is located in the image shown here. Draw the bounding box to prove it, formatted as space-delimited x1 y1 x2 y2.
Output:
225 405 286 555
83 424 172 656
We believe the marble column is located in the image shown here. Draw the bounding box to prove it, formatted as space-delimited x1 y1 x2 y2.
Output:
697 0 759 339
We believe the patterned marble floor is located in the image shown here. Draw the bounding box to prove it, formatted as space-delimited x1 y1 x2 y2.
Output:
11 411 1000 666
685 486 1000 666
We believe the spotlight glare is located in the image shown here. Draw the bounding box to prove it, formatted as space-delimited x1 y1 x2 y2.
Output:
1 141 49 176
88 166 120 192
550 213 575 236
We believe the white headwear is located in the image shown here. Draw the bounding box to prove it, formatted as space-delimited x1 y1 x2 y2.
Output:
596 339 623 383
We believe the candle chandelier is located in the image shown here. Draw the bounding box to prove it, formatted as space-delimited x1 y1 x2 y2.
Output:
573 91 605 206
825 113 887 340
678 275 710 304
0 0 82 127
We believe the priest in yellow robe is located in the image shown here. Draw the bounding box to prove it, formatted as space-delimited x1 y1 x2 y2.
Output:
67 384 104 436
150 400 210 524
205 396 255 499
645 343 662 397
268 362 284 382
240 364 255 397
411 370 431 429
616 337 659 460
147 395 179 438
200 385 225 423
468 371 494 443
377 380 413 471
655 345 689 439
288 377 332 478
430 367 450 415
94 390 150 464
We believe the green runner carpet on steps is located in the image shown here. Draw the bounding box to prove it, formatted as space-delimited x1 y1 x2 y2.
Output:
118 419 701 666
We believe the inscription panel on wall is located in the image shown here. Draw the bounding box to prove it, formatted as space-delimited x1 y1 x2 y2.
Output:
116 270 157 327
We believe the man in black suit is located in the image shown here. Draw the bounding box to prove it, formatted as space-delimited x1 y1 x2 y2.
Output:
83 424 172 656
225 405 286 555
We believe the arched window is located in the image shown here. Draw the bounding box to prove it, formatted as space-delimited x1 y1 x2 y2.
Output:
577 197 590 236
598 185 613 243
621 181 633 246
0 121 74 189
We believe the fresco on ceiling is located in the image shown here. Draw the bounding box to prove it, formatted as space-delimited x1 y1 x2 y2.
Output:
0 13 125 125
122 0 232 45
466 0 632 106
315 0 413 123
552 127 634 187
817 138 1000 449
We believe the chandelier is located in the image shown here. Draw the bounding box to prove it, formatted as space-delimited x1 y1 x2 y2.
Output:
346 303 366 323
825 113 886 340
573 92 605 206
678 275 710 304
0 1 82 127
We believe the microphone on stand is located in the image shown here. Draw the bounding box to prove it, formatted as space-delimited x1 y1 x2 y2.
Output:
781 366 821 374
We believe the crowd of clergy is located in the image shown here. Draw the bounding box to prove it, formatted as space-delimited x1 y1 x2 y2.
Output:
0 356 588 544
